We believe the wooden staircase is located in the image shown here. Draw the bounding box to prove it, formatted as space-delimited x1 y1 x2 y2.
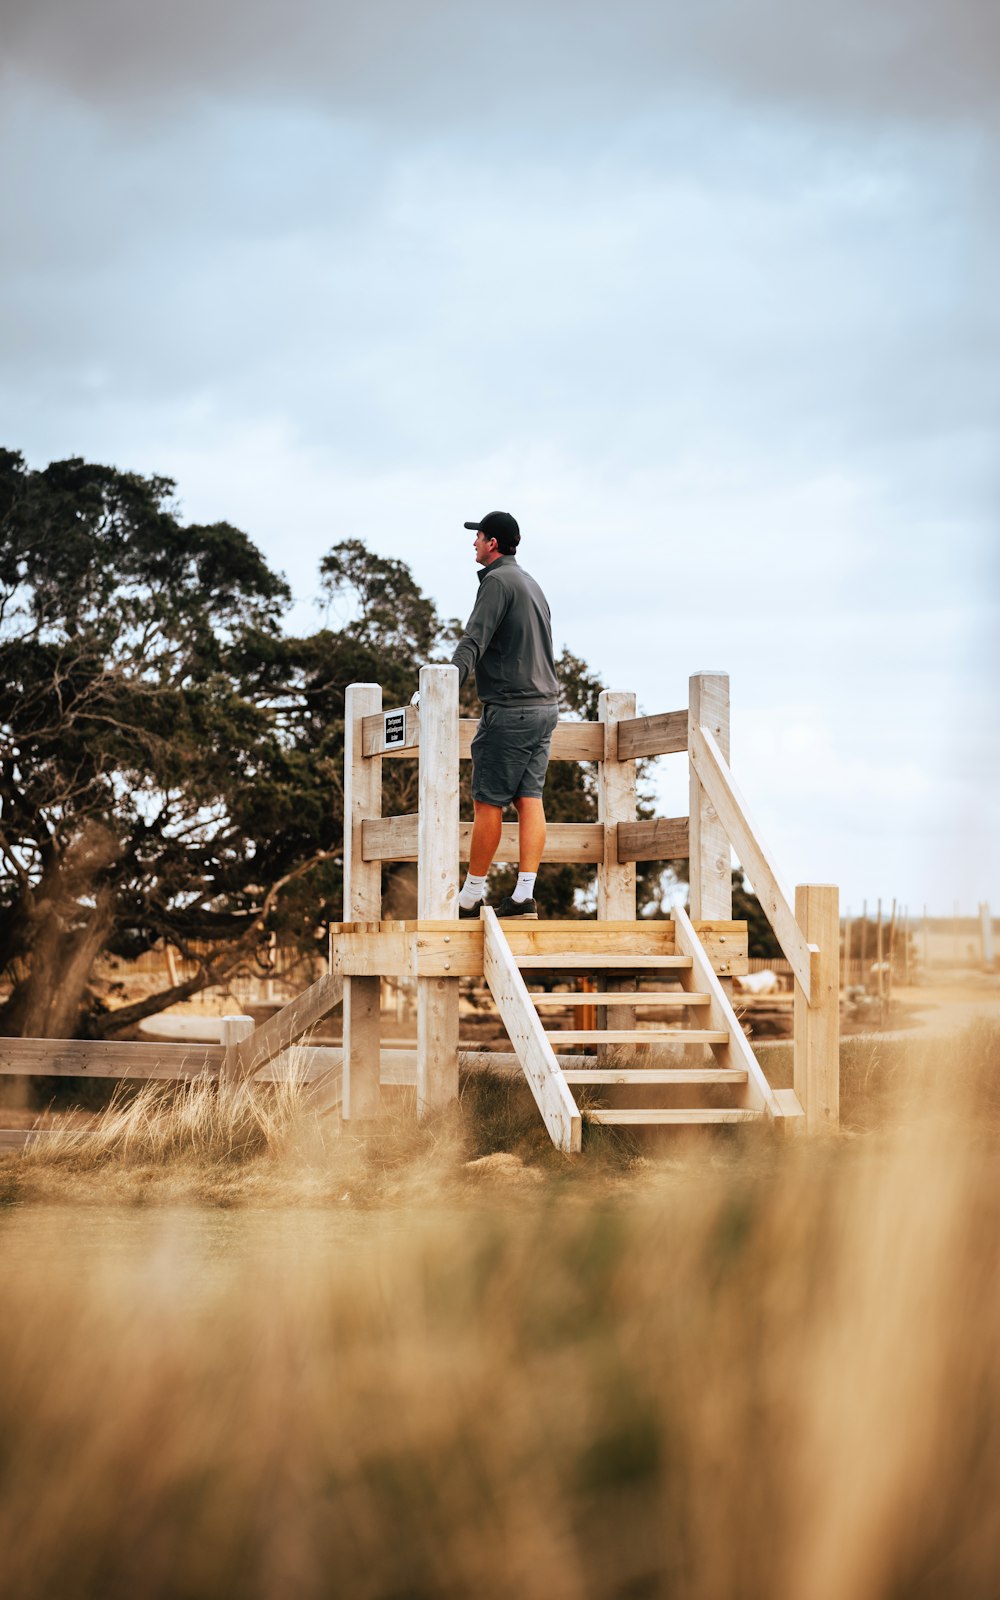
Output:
481 906 796 1152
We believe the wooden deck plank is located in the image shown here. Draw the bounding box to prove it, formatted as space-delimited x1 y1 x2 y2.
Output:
563 1068 747 1084
529 991 711 1006
544 1029 729 1045
481 908 582 1153
586 1108 760 1125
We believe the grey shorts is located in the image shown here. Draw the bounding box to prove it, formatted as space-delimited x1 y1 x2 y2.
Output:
471 702 560 808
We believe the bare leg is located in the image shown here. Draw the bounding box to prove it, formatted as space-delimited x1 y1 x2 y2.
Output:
513 796 546 873
468 801 503 875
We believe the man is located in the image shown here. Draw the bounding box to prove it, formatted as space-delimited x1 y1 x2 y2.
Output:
451 510 560 920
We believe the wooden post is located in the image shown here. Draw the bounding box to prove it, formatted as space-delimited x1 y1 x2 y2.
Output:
923 904 929 969
843 908 851 988
342 682 382 1121
981 902 995 970
220 1015 255 1089
876 898 884 1028
688 673 732 921
417 664 460 1115
598 690 637 1046
793 884 839 1131
860 898 868 990
597 690 637 920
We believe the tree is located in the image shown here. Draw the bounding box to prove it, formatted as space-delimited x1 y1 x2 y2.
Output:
2 451 637 1037
0 450 313 1035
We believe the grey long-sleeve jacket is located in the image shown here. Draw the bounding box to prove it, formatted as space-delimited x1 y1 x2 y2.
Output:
451 555 560 707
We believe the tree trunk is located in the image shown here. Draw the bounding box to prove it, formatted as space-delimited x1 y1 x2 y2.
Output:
5 887 116 1039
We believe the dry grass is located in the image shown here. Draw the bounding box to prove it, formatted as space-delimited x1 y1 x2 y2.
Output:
0 1023 998 1598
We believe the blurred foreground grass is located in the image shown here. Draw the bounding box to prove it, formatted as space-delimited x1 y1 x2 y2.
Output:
0 1020 998 1598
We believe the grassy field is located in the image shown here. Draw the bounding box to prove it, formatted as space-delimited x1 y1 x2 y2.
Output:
0 1022 998 1598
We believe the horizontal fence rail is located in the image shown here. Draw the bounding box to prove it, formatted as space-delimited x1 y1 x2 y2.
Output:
615 710 688 760
362 816 606 864
362 710 605 761
0 1036 342 1083
363 815 691 866
616 817 689 862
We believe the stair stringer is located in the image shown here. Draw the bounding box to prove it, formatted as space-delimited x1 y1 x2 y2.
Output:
481 907 583 1154
672 905 801 1120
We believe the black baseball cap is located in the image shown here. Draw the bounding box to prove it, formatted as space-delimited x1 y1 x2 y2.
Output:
464 510 520 552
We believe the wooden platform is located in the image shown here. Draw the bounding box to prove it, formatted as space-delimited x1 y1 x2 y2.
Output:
330 919 749 979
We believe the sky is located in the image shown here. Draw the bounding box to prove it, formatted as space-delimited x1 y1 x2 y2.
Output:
2 0 998 916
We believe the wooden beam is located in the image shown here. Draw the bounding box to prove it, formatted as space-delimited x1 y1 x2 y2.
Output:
672 904 784 1118
229 975 345 1083
343 682 383 1120
617 817 689 863
598 690 637 920
689 721 813 999
562 1068 747 1084
361 817 605 864
362 711 604 761
586 1108 759 1125
616 709 687 760
688 673 732 922
329 919 747 978
545 1029 729 1045
0 1036 345 1084
417 664 460 1113
221 1014 255 1088
530 991 711 1006
0 1037 226 1080
481 907 581 1153
793 884 840 1131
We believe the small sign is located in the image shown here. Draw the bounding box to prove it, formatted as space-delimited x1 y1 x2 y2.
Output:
383 710 406 749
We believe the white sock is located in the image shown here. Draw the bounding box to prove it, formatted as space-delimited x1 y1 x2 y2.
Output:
512 871 537 904
459 872 488 910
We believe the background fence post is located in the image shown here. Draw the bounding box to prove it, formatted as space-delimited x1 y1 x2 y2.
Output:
793 883 840 1130
220 1014 255 1089
342 682 382 1121
417 664 460 1115
981 901 995 971
688 672 732 922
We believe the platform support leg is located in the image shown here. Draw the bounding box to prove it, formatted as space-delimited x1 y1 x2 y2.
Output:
598 691 637 1052
343 682 383 1121
416 665 460 1115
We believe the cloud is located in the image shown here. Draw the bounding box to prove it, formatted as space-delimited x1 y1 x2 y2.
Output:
3 0 999 133
1 0 997 910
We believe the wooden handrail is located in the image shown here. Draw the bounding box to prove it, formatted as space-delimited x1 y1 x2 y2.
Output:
672 905 794 1119
362 816 604 864
481 907 581 1153
361 709 604 761
689 723 814 1002
616 709 688 759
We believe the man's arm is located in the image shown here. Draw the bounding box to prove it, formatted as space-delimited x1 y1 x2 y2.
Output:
450 575 509 689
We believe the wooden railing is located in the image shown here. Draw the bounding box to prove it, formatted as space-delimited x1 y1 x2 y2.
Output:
341 666 839 1130
685 677 839 1131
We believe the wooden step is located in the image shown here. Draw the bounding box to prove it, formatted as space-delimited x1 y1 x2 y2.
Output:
544 1029 730 1046
563 1068 748 1085
517 954 693 970
529 991 711 1007
586 1108 761 1125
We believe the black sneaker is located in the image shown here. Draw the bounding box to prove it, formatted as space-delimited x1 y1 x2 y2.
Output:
497 895 538 920
459 901 487 919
